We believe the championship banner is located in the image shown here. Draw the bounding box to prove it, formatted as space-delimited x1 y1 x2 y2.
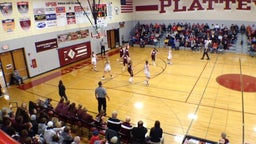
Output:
17 1 29 14
2 19 15 32
19 17 31 31
0 2 13 16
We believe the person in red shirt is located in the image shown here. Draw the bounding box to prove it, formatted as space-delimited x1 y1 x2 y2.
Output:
90 130 103 144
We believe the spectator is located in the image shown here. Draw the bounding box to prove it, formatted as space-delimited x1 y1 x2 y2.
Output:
13 115 26 133
149 120 164 144
119 116 133 142
30 114 38 136
44 121 65 144
12 69 24 85
37 117 47 136
43 98 53 109
219 132 229 144
16 102 30 123
60 126 74 144
94 109 107 130
109 136 118 144
50 134 61 144
1 118 15 136
18 129 29 144
71 136 81 144
131 120 148 144
107 111 121 132
105 128 120 144
89 130 102 144
26 122 36 138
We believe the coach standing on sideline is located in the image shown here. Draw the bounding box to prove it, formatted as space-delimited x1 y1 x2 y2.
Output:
95 81 110 115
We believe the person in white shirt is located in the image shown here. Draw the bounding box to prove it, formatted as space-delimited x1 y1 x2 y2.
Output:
167 50 173 65
91 51 97 71
201 38 211 60
144 60 150 85
102 58 113 79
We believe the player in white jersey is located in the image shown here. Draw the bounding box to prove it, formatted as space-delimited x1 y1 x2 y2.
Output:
91 51 97 71
167 50 172 65
102 57 113 79
144 60 150 85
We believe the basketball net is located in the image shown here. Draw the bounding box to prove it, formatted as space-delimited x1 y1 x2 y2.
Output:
91 18 107 39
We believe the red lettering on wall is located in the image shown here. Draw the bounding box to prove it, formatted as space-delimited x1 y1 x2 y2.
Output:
159 0 172 13
156 0 253 13
219 0 236 10
173 0 186 12
237 0 251 10
203 0 218 10
188 0 204 11
253 0 256 5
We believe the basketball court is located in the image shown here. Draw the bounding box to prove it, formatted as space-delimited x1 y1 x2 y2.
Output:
1 47 256 144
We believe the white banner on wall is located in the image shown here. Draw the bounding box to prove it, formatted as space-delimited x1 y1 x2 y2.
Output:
32 0 91 28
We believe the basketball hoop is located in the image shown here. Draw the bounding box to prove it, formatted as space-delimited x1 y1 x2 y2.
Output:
91 24 106 39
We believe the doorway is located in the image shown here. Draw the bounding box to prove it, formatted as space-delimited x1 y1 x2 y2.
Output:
107 29 120 49
0 48 28 86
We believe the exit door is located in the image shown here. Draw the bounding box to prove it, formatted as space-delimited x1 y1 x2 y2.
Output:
107 29 120 49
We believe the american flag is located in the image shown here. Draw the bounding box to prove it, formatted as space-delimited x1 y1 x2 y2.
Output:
121 0 133 13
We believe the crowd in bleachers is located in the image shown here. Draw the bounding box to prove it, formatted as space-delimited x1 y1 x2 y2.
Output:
130 22 256 57
246 24 256 57
130 22 241 53
0 97 164 144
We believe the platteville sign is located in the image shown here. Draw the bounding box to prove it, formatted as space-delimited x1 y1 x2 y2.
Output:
135 0 256 13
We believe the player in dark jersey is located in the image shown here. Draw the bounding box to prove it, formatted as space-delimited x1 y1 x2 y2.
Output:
122 53 129 71
151 48 158 66
127 58 133 83
119 46 124 63
124 44 130 57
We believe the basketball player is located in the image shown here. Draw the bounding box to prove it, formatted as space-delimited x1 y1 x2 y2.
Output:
102 57 113 79
119 46 124 63
127 58 134 83
167 50 173 65
124 44 130 57
91 51 97 71
144 60 150 85
122 52 129 71
151 48 158 66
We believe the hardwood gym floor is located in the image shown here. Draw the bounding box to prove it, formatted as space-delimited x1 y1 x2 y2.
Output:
1 47 256 144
